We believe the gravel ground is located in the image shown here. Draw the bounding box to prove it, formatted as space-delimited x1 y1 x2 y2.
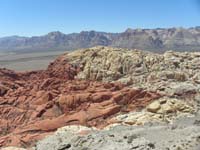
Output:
35 113 200 150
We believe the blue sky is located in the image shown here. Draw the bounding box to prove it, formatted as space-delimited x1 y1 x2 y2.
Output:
0 0 200 37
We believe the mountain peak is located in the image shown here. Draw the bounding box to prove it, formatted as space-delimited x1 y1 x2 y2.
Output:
125 28 134 33
47 31 64 36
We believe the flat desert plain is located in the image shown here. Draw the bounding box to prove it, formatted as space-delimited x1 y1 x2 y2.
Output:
0 51 66 71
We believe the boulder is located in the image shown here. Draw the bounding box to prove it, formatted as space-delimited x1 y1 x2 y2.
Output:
147 101 161 113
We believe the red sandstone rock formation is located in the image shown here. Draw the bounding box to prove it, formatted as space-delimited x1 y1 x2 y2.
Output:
0 57 160 148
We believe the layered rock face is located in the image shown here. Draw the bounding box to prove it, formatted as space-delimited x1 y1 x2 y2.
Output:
1 46 200 149
0 55 159 148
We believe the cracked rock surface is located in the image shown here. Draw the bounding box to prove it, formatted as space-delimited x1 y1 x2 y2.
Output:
1 46 200 150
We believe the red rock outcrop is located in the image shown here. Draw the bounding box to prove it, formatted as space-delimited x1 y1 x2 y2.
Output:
0 56 160 148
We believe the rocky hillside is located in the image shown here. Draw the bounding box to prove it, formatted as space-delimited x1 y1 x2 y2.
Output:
63 46 200 91
0 54 160 148
1 47 200 150
1 27 200 52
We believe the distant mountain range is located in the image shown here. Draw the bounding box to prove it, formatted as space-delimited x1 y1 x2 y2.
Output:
1 27 200 52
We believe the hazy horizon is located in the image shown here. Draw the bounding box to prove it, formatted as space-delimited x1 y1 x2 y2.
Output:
1 26 200 38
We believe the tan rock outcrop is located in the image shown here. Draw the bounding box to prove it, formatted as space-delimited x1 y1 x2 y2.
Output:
147 101 161 113
114 97 195 125
59 46 200 98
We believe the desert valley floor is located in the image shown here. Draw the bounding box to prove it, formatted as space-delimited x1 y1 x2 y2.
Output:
0 51 66 71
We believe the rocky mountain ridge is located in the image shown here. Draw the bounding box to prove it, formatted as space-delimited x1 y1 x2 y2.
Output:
1 27 200 52
0 46 200 150
0 51 160 147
